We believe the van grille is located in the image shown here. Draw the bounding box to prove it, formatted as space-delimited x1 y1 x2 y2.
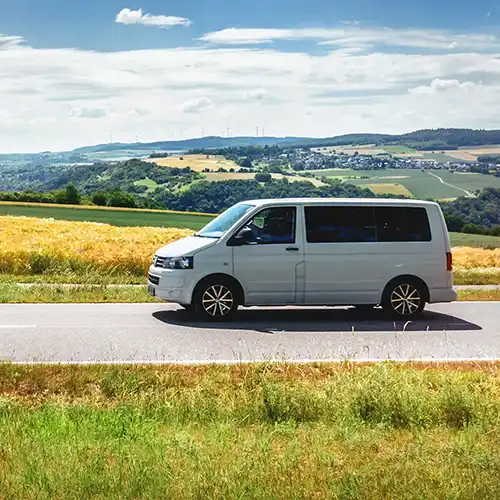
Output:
148 273 160 286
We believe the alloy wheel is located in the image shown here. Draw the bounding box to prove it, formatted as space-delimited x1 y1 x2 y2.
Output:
201 285 234 317
390 284 421 316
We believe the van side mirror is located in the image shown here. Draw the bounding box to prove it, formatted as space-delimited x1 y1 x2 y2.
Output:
228 227 255 246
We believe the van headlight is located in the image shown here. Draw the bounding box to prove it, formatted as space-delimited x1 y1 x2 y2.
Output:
163 256 194 270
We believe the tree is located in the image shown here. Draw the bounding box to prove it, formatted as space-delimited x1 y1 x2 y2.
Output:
254 173 272 182
490 225 500 236
461 223 484 235
242 157 253 169
92 192 108 206
107 190 137 208
65 184 81 205
444 214 464 233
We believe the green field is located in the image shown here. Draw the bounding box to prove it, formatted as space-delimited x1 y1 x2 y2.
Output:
381 145 417 154
436 171 500 193
305 168 500 199
448 232 500 248
0 203 213 230
2 363 500 499
133 178 159 191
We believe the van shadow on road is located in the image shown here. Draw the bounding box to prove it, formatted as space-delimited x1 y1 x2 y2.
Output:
152 307 482 334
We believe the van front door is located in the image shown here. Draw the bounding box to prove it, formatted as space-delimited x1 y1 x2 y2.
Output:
231 206 304 305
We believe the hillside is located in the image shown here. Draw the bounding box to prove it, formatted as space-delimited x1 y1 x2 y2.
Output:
72 136 310 154
286 129 500 151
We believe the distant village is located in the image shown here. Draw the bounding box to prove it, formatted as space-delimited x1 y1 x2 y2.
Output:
252 147 500 175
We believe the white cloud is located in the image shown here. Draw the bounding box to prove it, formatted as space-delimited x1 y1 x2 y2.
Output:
201 26 499 51
181 97 213 113
341 20 361 26
409 78 477 95
0 34 27 50
1 30 500 152
247 88 269 101
115 8 191 28
69 106 108 118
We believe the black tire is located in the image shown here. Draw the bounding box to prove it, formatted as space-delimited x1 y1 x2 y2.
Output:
382 278 426 319
193 277 239 321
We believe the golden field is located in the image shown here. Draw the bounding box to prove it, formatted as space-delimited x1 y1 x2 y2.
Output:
0 216 499 279
145 154 238 172
453 246 500 269
0 216 191 276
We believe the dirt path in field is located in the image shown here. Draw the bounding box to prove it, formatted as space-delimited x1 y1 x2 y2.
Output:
427 172 474 197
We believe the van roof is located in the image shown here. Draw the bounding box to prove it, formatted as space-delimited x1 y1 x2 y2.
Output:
243 198 438 207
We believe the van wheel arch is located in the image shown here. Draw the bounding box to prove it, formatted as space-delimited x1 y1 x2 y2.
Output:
192 273 245 306
382 275 430 304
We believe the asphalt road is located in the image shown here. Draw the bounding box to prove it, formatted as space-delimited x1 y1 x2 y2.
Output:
0 302 499 363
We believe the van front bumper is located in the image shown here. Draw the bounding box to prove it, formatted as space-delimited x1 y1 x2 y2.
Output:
147 266 193 304
429 287 458 304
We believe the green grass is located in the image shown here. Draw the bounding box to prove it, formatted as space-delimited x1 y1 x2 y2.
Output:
0 204 213 230
345 169 465 199
133 178 159 191
0 282 497 303
303 168 500 199
0 272 145 285
454 268 500 286
436 170 500 193
421 152 461 163
450 232 500 249
2 363 500 498
383 145 417 154
458 288 500 301
0 283 157 303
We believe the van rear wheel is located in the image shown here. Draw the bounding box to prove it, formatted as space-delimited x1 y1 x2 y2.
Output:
193 278 239 321
382 279 425 318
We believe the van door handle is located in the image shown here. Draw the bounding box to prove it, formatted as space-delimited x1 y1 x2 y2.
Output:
286 247 299 252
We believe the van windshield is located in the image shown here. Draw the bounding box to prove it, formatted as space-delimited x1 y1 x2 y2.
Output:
196 203 255 239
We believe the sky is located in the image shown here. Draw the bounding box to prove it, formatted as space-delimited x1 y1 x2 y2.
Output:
1 0 500 152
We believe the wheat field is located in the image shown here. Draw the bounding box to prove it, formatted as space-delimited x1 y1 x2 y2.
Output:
0 216 499 278
0 216 192 276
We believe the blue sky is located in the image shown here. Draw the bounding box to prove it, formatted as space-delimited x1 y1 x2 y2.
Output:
2 0 498 51
1 0 500 151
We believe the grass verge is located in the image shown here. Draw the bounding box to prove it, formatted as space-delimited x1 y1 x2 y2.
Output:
2 268 500 287
457 288 500 301
0 283 497 303
454 267 500 285
1 362 500 498
0 272 145 285
0 283 158 303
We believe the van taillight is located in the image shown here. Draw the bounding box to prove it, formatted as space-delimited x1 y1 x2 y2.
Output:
446 252 453 271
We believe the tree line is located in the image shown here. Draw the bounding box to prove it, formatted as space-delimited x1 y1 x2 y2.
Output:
2 182 500 235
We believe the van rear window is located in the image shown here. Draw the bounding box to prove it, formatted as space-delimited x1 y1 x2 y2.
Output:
304 205 432 243
375 207 431 242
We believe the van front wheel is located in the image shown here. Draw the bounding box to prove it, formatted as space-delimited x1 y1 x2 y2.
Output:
193 278 239 321
382 279 425 318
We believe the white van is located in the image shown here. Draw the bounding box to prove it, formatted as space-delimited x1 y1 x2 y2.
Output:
148 198 457 320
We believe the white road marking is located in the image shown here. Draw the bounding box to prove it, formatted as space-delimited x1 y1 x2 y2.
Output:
6 357 500 365
0 325 38 329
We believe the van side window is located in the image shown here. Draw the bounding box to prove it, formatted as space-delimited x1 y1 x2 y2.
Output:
375 207 431 242
305 206 376 243
246 207 296 244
